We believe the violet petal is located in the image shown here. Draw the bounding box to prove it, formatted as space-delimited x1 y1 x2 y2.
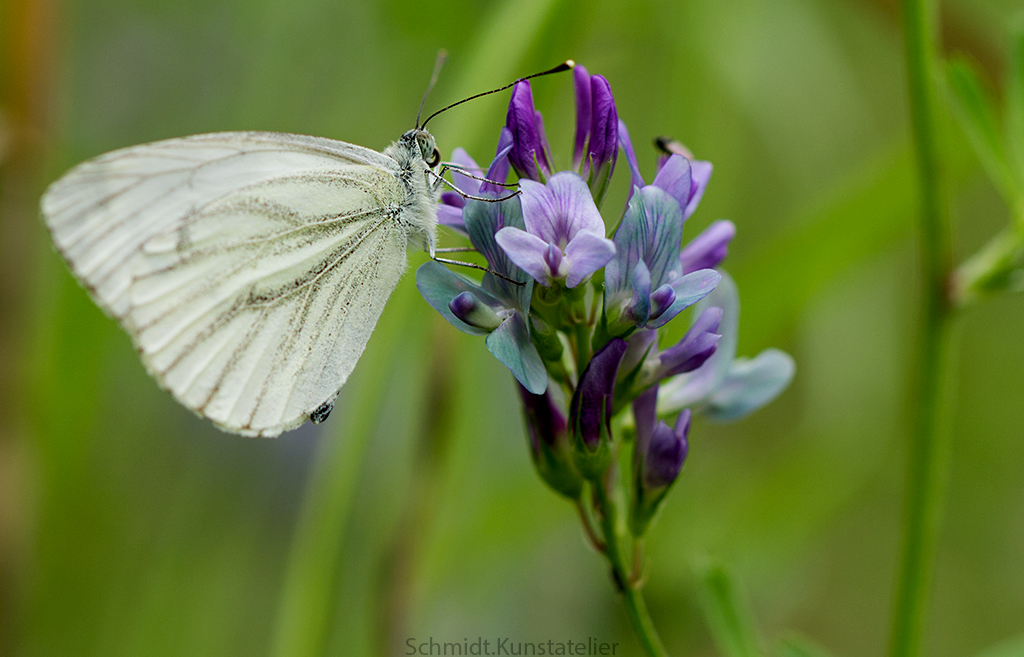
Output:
651 154 693 214
587 75 618 188
642 409 690 489
680 220 735 274
628 260 652 326
519 173 604 246
449 290 503 331
632 384 659 454
658 307 723 377
480 127 515 195
437 204 467 235
569 338 628 450
647 268 721 329
649 284 676 321
415 261 504 336
617 119 645 193
685 160 713 220
506 81 546 181
517 384 566 455
573 64 592 171
495 226 556 287
450 147 482 196
563 230 616 288
606 185 684 301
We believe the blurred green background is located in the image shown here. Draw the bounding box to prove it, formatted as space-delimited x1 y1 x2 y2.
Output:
2 0 1023 655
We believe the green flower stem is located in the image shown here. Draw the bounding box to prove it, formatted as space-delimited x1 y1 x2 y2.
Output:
593 483 670 657
889 0 959 655
576 499 607 552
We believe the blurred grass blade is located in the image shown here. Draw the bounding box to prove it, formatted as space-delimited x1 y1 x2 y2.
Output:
270 283 417 657
976 634 1024 657
696 563 764 657
945 57 1019 200
775 633 837 657
1007 16 1024 185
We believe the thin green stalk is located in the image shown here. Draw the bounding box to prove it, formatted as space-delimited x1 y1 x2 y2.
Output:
593 483 669 657
889 0 958 655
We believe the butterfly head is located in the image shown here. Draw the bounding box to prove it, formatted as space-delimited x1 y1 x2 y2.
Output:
401 129 441 168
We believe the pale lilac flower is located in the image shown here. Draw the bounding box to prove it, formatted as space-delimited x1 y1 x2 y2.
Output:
495 172 615 288
619 124 714 220
658 272 795 420
604 185 720 332
418 189 547 394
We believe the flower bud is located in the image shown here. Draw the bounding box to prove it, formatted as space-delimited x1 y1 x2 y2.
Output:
586 75 618 203
448 291 504 331
517 385 583 499
642 410 690 490
569 338 627 480
571 66 618 204
572 65 593 171
631 385 691 535
506 81 552 181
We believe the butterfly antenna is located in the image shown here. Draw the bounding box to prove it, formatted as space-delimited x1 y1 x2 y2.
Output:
416 50 449 129
420 60 575 130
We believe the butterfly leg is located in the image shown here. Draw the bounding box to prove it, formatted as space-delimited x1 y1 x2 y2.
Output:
428 168 520 203
432 256 525 286
434 246 477 253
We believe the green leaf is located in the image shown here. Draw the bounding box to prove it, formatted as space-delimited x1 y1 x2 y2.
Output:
696 563 764 657
975 633 1024 657
945 56 1019 201
775 633 836 657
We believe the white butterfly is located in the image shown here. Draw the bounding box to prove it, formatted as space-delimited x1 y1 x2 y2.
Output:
42 129 443 437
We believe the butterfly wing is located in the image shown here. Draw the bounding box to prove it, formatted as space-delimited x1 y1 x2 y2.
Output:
42 132 412 437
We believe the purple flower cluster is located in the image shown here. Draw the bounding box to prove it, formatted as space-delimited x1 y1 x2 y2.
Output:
416 63 794 534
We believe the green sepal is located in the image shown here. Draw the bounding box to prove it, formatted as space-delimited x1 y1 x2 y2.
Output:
529 314 564 364
531 280 564 328
570 409 613 481
528 434 584 500
629 445 674 537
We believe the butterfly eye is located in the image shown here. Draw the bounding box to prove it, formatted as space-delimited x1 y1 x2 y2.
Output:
427 148 440 168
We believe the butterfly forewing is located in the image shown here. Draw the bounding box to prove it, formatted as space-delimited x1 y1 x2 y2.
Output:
42 132 414 437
